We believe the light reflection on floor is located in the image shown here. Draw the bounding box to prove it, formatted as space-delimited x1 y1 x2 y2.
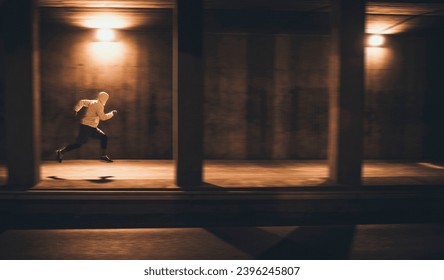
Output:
2 160 444 189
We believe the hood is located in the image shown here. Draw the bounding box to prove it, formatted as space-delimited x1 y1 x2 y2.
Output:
97 91 109 105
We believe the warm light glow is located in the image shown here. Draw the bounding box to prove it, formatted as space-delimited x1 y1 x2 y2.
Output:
96 28 115 42
367 34 385 47
89 42 125 64
365 47 393 69
82 14 129 29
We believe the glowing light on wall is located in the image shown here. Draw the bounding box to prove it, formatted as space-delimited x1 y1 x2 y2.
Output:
82 13 128 63
82 14 129 29
96 28 115 41
367 34 385 47
365 33 390 67
366 47 393 69
89 42 125 64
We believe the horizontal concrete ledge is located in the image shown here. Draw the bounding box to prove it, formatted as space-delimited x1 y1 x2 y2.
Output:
1 186 443 229
1 185 444 200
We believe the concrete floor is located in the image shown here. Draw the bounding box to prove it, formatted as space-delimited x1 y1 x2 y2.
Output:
0 223 443 260
1 161 444 260
2 160 444 189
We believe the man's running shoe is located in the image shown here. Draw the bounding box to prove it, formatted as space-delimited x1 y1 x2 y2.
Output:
100 155 114 163
56 149 63 163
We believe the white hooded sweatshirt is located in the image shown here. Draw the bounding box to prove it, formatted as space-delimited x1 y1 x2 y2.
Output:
74 91 115 128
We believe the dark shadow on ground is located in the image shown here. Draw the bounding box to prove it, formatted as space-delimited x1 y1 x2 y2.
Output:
48 175 115 184
48 176 66 181
177 182 226 191
206 226 356 259
85 176 115 184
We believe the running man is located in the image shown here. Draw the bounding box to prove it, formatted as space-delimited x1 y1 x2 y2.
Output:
56 91 117 163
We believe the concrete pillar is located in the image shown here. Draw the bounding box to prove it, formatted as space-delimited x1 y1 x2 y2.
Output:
2 0 41 186
328 0 365 185
173 0 204 187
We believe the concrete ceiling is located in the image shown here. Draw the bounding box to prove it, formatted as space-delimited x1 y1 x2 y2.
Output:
37 0 444 34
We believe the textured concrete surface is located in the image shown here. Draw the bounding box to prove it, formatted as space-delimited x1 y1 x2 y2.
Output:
39 24 173 160
2 160 444 189
33 16 431 161
0 223 443 260
1 161 444 244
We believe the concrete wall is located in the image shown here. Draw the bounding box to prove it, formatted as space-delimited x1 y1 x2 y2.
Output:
204 34 330 159
40 25 172 160
0 73 4 163
0 48 4 163
204 33 430 160
1 9 441 161
0 3 5 163
423 35 444 160
364 36 426 159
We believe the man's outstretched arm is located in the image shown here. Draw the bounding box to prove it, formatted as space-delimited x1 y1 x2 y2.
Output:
97 107 117 121
73 99 92 113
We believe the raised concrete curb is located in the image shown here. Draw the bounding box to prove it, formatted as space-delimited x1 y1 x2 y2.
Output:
1 185 443 229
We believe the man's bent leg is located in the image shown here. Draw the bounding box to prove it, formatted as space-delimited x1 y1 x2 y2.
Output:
92 128 113 162
56 125 92 162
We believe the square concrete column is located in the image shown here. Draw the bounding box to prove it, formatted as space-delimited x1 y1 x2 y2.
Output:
328 0 365 185
2 0 41 186
173 0 204 187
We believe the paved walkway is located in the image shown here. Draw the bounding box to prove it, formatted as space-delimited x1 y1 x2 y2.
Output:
2 160 444 189
1 162 444 260
1 223 443 259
